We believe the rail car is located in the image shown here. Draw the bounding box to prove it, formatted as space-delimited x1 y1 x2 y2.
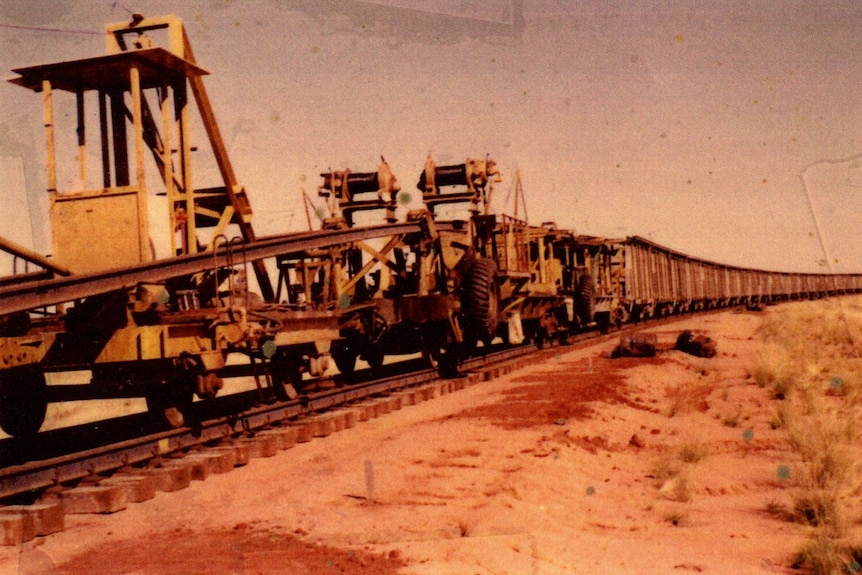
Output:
578 236 862 327
3 14 862 440
0 15 427 437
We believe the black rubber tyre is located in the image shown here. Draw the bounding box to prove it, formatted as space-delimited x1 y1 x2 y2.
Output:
0 366 47 437
575 272 595 327
462 258 500 344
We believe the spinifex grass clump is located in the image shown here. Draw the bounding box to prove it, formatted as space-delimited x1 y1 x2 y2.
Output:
754 298 862 401
753 298 862 574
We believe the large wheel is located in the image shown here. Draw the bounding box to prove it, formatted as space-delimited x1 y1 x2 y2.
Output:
462 258 500 344
0 366 47 437
575 273 595 327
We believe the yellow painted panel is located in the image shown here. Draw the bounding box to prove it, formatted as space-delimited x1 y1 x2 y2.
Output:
95 325 213 363
52 193 144 273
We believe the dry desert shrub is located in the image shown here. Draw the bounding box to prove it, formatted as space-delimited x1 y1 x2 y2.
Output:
792 532 862 575
665 378 714 417
751 342 801 399
754 298 862 574
758 299 862 350
756 299 862 401
784 403 861 532
651 443 709 504
785 407 856 489
662 506 688 526
677 442 710 464
764 499 795 522
720 411 741 427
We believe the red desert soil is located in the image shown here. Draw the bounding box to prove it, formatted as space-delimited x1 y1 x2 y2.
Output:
1 307 810 574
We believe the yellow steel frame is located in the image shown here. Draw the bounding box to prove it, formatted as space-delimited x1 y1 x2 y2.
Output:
104 15 273 299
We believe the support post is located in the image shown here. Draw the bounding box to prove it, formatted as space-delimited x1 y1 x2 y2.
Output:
76 89 86 188
160 82 176 257
129 65 150 263
42 80 56 193
98 90 111 188
175 80 195 255
110 90 129 186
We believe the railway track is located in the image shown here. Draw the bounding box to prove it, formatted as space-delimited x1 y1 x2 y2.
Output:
0 341 535 500
0 314 649 545
0 302 712 547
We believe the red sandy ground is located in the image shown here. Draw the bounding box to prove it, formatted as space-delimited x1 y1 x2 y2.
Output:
0 307 809 574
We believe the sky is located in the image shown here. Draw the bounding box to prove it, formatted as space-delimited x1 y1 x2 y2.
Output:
1 0 861 273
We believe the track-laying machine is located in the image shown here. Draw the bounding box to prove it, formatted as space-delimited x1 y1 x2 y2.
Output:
322 153 584 376
0 15 553 437
0 15 424 436
4 14 861 440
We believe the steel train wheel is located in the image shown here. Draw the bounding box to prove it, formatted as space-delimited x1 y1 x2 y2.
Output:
421 348 441 370
269 353 301 401
363 348 385 369
0 366 48 437
532 328 547 349
556 309 572 345
331 339 358 375
145 381 194 429
462 258 500 345
420 325 450 372
436 346 463 378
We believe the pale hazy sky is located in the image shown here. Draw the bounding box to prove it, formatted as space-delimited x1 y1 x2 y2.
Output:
1 1 861 273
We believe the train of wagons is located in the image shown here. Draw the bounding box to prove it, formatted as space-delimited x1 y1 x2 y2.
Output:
1 15 860 438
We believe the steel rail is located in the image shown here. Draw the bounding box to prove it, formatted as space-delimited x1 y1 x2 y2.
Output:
0 221 458 317
0 344 527 500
